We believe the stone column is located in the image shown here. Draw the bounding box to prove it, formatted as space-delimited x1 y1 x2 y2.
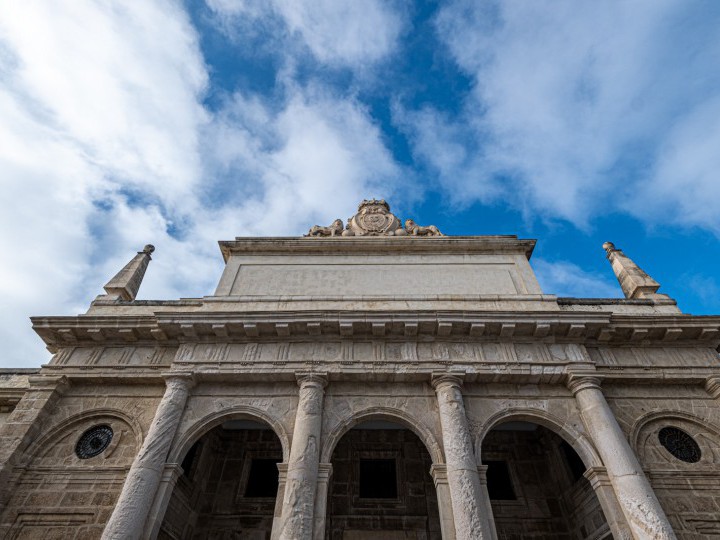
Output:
567 375 676 539
477 465 498 540
584 466 633 540
431 374 487 540
430 464 456 540
312 463 333 540
102 373 194 540
278 373 327 540
0 375 68 511
271 463 289 540
143 463 183 540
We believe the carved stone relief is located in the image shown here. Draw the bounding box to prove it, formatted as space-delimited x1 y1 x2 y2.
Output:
305 199 443 237
52 346 175 367
588 346 717 367
171 340 582 370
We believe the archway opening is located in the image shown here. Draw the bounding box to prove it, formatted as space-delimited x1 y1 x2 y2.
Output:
482 421 610 540
159 419 283 539
326 420 442 539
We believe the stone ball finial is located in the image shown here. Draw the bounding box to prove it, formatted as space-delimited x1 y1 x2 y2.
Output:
602 241 616 254
143 244 155 254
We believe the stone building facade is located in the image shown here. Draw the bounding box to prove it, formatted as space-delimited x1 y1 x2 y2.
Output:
1 199 719 539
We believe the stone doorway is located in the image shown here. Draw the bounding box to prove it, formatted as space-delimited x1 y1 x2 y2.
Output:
482 422 611 539
159 420 283 539
326 421 442 540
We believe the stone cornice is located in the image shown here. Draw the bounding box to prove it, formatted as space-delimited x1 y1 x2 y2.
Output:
31 311 720 348
593 315 720 344
218 236 537 261
32 315 166 350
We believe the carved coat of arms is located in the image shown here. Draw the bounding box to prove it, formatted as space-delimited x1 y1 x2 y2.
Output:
346 199 401 236
305 199 443 238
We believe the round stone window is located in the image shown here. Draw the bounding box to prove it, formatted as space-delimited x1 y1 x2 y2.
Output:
658 426 701 463
75 425 113 459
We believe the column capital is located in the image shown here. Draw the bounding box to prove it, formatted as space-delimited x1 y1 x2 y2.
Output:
161 463 184 481
317 462 333 481
583 466 610 488
431 372 465 391
430 463 448 486
162 371 196 390
296 372 328 389
477 464 489 485
566 373 603 395
705 376 720 399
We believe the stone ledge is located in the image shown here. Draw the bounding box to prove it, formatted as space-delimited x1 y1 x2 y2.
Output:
31 311 720 350
218 236 537 261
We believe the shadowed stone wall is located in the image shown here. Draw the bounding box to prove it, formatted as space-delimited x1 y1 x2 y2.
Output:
326 428 441 540
0 383 158 540
160 426 283 539
483 425 610 540
605 385 720 539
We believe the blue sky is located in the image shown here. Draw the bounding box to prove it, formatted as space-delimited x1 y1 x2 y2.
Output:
1 0 719 367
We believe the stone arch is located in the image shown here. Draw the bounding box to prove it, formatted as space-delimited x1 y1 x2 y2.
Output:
320 406 443 464
630 410 720 466
23 407 144 462
169 405 291 463
476 407 603 469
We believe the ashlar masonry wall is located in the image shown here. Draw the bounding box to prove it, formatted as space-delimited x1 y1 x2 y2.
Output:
0 379 163 539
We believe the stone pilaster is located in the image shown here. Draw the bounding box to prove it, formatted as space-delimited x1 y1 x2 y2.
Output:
102 373 194 540
584 466 633 540
312 463 333 540
271 463 289 540
144 463 183 540
430 464 456 540
431 374 488 540
0 375 68 511
278 373 327 540
567 374 676 539
477 465 498 540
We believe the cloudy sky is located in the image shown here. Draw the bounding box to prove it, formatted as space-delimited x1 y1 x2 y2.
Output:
2 0 719 368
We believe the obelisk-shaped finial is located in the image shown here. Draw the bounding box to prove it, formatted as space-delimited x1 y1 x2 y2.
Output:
101 245 155 301
602 241 666 299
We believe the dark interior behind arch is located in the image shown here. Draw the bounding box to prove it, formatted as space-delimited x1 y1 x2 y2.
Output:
482 421 612 539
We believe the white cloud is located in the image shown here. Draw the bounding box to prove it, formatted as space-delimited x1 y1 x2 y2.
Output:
533 259 620 299
0 2 405 368
204 85 405 235
206 0 405 67
0 1 210 367
399 0 720 230
637 95 720 234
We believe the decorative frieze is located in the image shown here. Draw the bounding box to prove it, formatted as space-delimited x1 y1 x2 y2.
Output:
170 341 581 367
587 346 717 368
50 347 176 368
